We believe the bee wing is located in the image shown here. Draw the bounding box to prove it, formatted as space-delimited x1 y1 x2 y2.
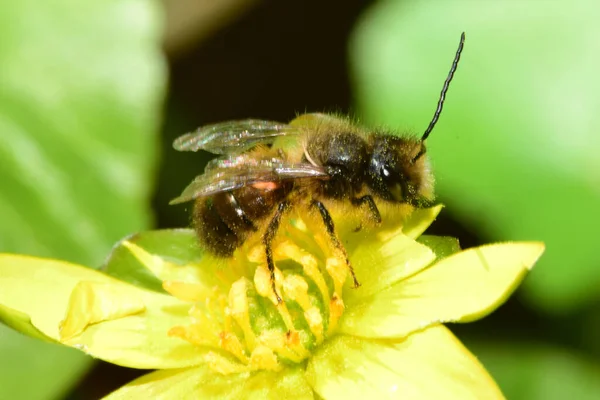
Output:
169 160 327 205
173 119 302 154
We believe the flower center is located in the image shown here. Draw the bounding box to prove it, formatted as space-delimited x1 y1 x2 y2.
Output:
166 219 349 374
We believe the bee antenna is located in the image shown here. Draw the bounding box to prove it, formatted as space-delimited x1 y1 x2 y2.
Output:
421 32 465 142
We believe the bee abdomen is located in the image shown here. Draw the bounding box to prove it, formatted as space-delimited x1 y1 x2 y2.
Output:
193 183 292 257
193 194 244 257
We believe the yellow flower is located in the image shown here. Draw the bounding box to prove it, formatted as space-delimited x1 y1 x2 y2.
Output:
0 206 544 399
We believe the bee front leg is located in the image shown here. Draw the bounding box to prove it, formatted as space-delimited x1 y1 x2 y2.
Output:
311 200 361 288
351 195 382 224
263 201 290 303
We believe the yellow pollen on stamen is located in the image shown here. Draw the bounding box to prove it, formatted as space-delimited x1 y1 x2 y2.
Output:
304 307 324 343
168 301 224 347
189 304 217 328
301 256 331 306
273 240 331 306
326 256 347 297
168 323 214 347
253 266 297 332
249 345 282 371
283 274 324 342
228 278 257 351
218 331 249 364
166 215 358 375
283 275 311 309
253 265 283 305
275 302 296 332
246 244 264 264
258 330 305 363
204 351 249 375
328 294 345 335
285 329 310 359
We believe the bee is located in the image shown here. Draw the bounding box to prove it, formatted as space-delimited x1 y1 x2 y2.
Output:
171 33 465 302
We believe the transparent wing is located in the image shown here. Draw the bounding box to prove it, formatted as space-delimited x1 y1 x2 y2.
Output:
203 153 262 173
169 159 327 205
173 119 302 154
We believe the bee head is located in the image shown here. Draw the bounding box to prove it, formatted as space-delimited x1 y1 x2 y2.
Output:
367 135 434 206
366 32 465 207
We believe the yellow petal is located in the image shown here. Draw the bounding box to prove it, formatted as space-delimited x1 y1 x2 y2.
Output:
0 303 56 343
306 325 504 400
60 281 146 340
340 242 545 338
346 234 436 302
121 240 213 286
0 254 208 369
0 254 140 339
400 204 444 239
61 290 208 369
104 365 314 400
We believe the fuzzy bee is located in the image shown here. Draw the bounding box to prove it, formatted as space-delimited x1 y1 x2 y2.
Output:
171 33 465 302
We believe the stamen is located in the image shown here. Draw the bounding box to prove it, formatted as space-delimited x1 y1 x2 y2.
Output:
228 278 257 351
283 275 324 342
258 330 305 363
304 306 324 343
246 244 264 264
275 302 296 332
253 264 283 305
249 345 281 371
285 330 310 360
169 304 222 347
218 331 248 364
283 275 311 310
204 352 248 375
327 294 345 336
168 324 214 347
191 301 225 336
253 266 296 331
274 240 330 306
326 256 347 297
167 213 355 374
216 294 233 332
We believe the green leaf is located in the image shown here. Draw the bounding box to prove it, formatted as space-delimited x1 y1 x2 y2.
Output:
103 229 203 293
0 0 165 397
350 0 600 313
0 329 90 400
466 340 600 400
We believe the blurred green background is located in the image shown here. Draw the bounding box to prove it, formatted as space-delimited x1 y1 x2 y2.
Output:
0 0 599 398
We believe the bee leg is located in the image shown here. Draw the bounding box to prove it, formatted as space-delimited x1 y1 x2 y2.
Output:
263 201 290 303
311 200 361 288
351 195 382 224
